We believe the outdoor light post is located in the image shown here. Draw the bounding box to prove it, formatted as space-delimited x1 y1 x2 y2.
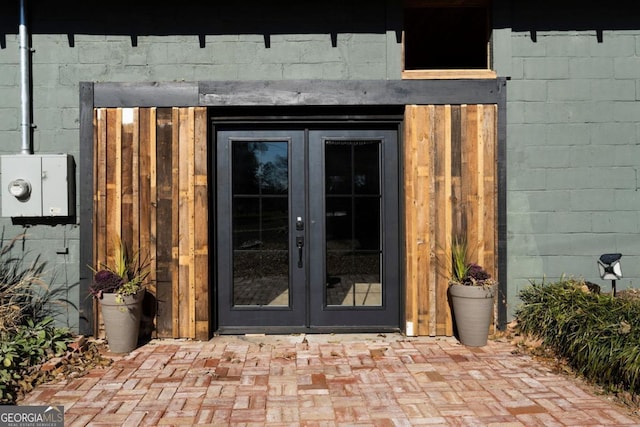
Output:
597 253 623 297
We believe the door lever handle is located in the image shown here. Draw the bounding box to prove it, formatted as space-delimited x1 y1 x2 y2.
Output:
296 236 304 268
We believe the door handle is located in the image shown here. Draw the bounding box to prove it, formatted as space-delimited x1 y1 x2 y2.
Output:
296 236 304 268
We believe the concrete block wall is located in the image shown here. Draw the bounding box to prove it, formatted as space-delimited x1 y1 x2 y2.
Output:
495 0 640 317
1 0 638 330
0 1 399 332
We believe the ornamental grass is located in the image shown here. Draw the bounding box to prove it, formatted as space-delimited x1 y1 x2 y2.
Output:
515 277 640 396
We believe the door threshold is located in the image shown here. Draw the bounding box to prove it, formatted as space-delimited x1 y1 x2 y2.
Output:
215 326 402 335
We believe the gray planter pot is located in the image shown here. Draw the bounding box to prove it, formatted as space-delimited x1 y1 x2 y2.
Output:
449 283 496 347
99 291 145 353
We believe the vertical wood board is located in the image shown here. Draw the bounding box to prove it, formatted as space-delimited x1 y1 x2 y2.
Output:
403 104 498 337
155 108 175 338
93 106 209 340
193 107 210 340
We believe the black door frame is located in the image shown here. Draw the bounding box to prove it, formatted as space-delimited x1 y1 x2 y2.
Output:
211 108 405 334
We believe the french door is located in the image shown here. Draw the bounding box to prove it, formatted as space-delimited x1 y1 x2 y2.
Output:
215 126 400 332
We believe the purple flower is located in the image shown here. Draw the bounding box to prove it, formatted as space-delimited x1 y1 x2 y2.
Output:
89 270 125 297
467 263 491 281
459 263 493 286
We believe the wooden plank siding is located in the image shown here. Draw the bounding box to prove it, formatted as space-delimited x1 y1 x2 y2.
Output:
404 104 498 337
93 107 209 340
92 103 496 339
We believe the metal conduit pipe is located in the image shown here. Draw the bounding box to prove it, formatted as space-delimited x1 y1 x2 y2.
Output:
19 0 32 155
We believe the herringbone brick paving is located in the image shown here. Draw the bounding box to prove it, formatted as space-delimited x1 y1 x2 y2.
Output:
19 334 640 426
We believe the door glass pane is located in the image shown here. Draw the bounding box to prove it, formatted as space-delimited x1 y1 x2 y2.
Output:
354 142 379 195
233 142 288 195
326 144 352 194
325 140 382 307
232 141 289 307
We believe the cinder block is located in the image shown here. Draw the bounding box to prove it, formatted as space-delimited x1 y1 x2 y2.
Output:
569 58 614 78
523 57 569 79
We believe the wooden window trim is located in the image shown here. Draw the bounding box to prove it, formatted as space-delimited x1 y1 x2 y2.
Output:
405 0 490 7
402 69 497 80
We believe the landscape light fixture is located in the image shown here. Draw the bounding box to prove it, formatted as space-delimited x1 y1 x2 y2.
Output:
597 253 622 297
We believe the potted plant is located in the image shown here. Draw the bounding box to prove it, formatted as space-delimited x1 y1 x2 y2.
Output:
90 237 150 353
447 236 497 347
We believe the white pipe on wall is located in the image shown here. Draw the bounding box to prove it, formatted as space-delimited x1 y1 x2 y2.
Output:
19 0 32 155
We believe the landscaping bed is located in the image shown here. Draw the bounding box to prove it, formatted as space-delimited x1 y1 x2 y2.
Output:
510 277 640 411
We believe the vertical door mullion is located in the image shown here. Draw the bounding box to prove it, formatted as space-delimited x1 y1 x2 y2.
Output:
308 133 326 322
290 131 307 323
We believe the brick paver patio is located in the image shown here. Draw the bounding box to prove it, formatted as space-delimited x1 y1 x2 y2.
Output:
19 334 640 426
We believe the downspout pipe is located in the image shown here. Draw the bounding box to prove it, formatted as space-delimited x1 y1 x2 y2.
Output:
19 0 32 155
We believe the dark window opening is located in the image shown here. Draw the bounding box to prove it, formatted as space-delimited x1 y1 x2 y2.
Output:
404 6 490 70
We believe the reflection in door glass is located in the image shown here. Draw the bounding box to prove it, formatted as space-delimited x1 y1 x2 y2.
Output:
325 140 382 307
231 141 289 306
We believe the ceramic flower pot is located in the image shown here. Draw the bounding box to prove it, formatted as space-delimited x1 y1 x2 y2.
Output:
449 283 496 347
99 290 145 353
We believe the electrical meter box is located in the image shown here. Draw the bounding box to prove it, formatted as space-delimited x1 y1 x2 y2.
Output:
1 154 75 217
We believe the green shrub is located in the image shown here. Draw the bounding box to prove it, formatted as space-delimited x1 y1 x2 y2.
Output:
0 317 74 403
515 278 640 395
0 233 72 332
0 233 76 404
